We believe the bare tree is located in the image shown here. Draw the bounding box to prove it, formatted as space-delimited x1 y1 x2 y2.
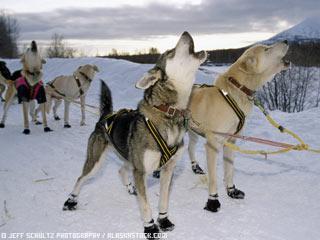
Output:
257 66 315 113
148 47 159 54
46 33 77 58
0 11 19 58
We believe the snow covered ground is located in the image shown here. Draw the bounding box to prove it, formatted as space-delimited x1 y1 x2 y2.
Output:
0 58 320 240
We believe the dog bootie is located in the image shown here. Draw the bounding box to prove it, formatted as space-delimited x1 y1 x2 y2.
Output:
0 123 4 128
204 194 221 212
191 162 205 174
64 124 71 128
54 116 60 121
227 185 245 199
127 183 137 195
44 127 53 132
144 219 160 240
63 195 78 211
23 129 30 135
157 216 175 232
152 170 160 179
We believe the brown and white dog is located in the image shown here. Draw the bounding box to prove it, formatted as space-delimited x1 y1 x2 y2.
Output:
188 41 290 212
0 41 51 134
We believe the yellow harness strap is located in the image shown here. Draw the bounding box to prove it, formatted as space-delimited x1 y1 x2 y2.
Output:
144 118 178 168
218 89 245 134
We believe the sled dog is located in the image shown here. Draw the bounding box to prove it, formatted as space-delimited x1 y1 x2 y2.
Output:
62 32 207 239
188 41 290 212
0 41 51 134
43 64 99 128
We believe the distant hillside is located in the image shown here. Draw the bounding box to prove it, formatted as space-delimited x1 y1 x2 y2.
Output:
106 41 320 67
207 42 320 67
263 17 320 44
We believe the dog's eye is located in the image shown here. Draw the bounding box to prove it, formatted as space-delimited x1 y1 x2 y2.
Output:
264 48 269 52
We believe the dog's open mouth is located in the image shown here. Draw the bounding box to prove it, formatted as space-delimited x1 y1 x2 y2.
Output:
282 58 291 67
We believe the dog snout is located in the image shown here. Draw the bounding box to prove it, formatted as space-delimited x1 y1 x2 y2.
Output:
182 31 191 38
176 31 195 54
180 31 193 45
282 40 288 45
196 51 207 61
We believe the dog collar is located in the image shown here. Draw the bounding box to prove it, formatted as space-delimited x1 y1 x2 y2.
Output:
154 104 188 118
26 70 40 76
228 77 255 98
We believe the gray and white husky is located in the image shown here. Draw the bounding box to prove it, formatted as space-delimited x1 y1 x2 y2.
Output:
62 32 207 238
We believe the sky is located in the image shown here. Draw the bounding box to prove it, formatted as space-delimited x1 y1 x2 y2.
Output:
2 0 320 56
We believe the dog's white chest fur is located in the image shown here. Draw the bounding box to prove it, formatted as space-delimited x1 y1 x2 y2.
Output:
167 125 184 147
143 150 161 173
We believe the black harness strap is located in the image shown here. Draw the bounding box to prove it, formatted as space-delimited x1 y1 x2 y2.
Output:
79 71 92 82
218 89 245 134
47 81 66 98
74 75 84 96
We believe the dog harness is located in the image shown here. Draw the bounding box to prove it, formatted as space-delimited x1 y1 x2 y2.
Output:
196 84 246 134
47 80 66 99
143 117 178 167
218 89 245 134
48 72 91 99
104 109 179 168
15 76 44 100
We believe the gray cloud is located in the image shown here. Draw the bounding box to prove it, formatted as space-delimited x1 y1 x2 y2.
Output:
15 0 320 41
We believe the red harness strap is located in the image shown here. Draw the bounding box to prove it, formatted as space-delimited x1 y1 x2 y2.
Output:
15 76 43 100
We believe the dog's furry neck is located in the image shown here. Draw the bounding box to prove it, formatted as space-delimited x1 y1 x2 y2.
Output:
215 71 257 116
138 79 189 125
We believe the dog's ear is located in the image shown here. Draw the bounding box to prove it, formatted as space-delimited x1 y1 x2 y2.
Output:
135 68 161 89
239 56 256 74
93 65 99 72
41 58 46 64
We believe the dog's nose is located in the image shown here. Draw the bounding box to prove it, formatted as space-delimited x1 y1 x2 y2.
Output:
283 40 288 45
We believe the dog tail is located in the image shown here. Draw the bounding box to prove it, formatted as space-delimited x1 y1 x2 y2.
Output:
100 80 113 118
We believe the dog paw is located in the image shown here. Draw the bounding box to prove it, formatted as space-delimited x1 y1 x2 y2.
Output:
0 123 4 128
144 220 160 239
157 217 175 232
127 183 137 195
204 195 221 212
35 121 42 125
64 124 71 128
191 162 205 174
54 116 60 121
44 127 53 132
63 197 78 211
152 170 160 179
80 121 86 126
227 185 245 199
23 129 30 135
